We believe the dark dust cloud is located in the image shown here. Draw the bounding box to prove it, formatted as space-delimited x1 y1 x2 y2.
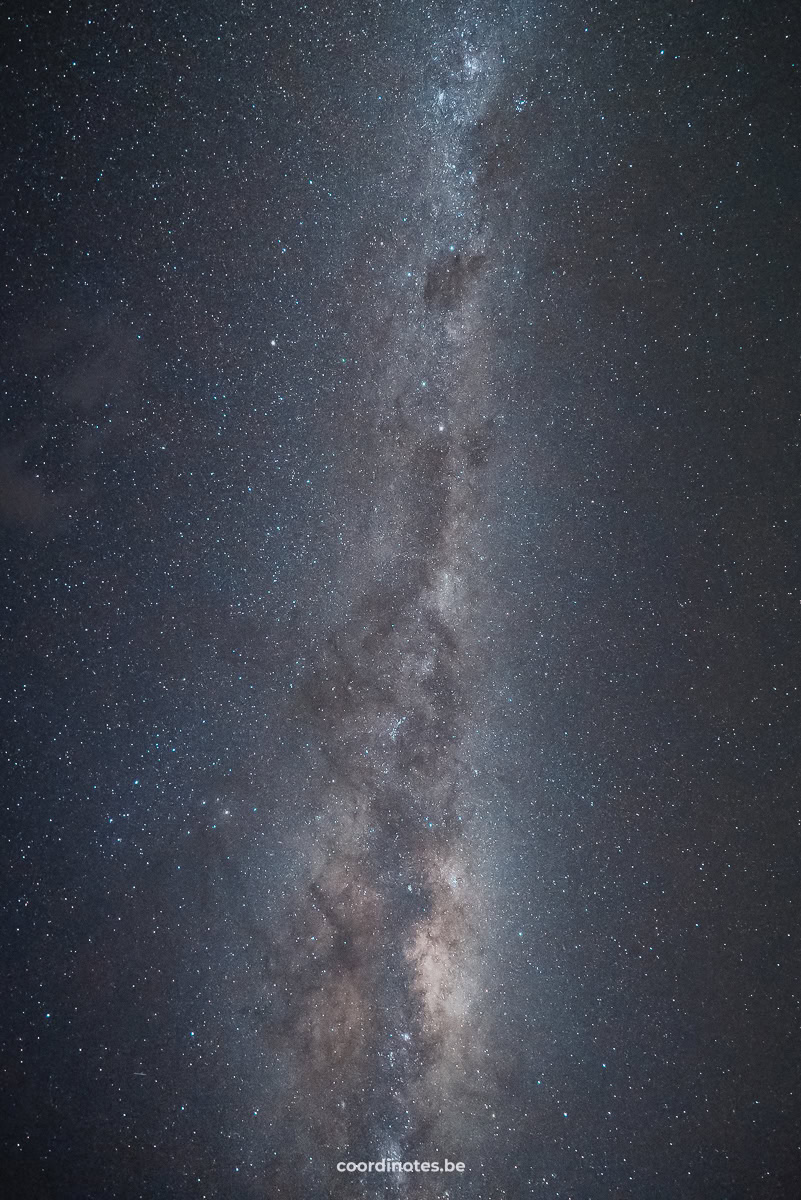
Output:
2 2 800 1198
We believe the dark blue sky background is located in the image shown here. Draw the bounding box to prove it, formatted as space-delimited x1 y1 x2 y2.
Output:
2 2 799 1197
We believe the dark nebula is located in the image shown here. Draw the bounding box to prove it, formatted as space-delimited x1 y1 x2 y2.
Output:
424 252 488 312
2 2 800 1198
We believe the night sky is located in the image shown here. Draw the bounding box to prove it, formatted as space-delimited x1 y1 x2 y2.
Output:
2 2 800 1198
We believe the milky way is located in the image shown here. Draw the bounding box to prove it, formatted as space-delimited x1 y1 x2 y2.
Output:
263 18 515 1191
4 1 800 1197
